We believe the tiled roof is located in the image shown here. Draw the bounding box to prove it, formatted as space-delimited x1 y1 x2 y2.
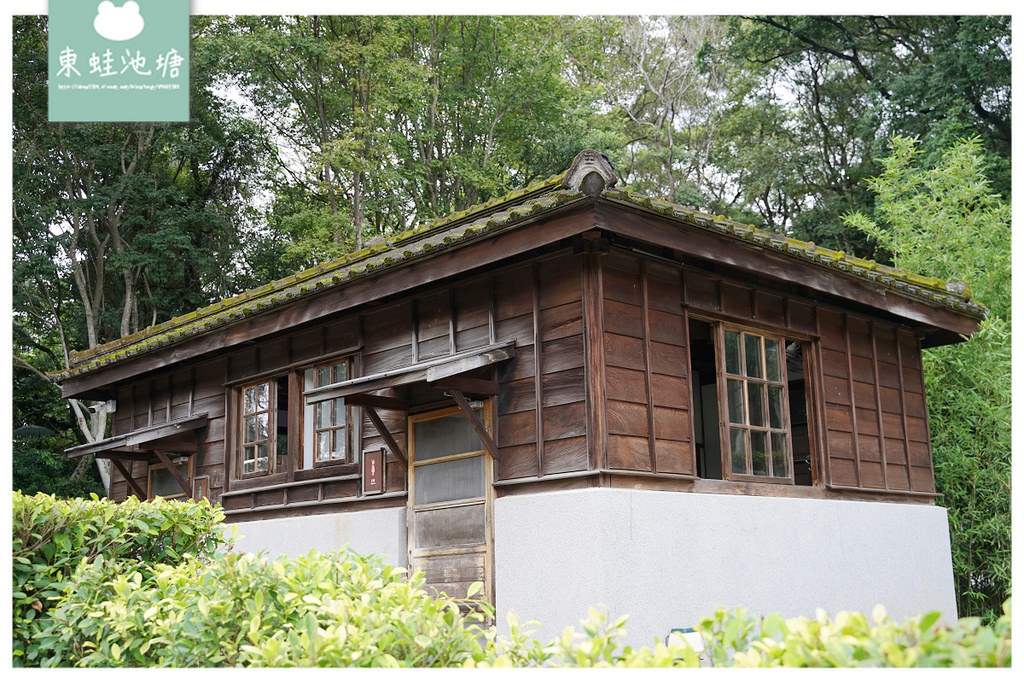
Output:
56 150 985 381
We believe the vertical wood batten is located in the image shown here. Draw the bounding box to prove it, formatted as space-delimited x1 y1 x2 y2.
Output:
531 263 544 476
680 270 699 476
870 322 890 491
187 367 195 416
843 315 862 488
411 299 420 365
809 305 828 487
640 261 657 470
895 329 916 491
582 251 607 472
488 277 497 346
448 288 457 355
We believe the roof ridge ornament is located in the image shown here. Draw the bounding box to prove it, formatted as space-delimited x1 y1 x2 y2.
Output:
562 149 618 197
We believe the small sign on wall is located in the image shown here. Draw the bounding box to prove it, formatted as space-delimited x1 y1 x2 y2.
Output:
192 475 209 502
362 448 386 495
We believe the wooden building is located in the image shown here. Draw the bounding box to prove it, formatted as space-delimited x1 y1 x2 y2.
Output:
59 150 983 642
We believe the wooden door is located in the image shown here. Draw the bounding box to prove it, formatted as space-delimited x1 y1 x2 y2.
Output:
408 402 493 602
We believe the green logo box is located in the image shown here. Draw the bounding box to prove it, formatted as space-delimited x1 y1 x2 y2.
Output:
48 1 190 122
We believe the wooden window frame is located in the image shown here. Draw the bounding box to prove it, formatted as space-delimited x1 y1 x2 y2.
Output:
231 356 358 485
239 380 274 477
715 322 796 485
303 358 354 467
237 376 289 479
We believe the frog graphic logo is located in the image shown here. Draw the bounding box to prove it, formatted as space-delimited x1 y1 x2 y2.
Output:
93 1 145 42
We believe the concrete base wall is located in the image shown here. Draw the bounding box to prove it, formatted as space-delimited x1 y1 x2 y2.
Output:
231 506 407 569
494 489 957 646
226 489 956 648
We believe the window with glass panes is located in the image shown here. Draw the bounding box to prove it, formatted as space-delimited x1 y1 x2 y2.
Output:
721 327 792 481
241 382 271 474
303 360 350 464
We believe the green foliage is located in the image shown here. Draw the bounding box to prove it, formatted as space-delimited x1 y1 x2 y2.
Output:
921 317 1011 621
844 136 1011 622
12 496 1010 668
11 492 229 667
37 549 490 667
845 135 1010 318
695 603 1011 667
465 603 1011 668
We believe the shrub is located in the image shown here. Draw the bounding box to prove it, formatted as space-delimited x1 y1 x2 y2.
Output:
37 549 490 667
466 601 1012 668
694 602 1012 667
13 495 1012 668
11 492 229 666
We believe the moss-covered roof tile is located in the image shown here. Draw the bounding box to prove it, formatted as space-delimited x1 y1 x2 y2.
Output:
57 150 984 382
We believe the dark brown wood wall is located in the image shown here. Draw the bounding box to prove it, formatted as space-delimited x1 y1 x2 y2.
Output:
495 255 589 480
817 308 934 493
679 260 934 495
107 249 592 507
599 251 694 475
103 243 936 508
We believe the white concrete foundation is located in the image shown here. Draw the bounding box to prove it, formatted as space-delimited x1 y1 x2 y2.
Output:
230 506 407 569
494 489 957 646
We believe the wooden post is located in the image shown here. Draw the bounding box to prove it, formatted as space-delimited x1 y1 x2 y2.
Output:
581 236 608 472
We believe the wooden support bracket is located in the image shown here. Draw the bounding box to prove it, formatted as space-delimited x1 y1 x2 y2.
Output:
449 389 499 460
153 449 192 496
364 406 408 467
109 457 147 499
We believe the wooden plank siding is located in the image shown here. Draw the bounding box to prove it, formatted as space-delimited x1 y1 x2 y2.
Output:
678 255 935 496
103 249 594 513
816 309 934 494
600 251 694 476
495 255 589 480
102 239 938 514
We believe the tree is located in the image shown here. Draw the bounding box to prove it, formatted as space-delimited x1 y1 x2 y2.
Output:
725 16 1011 254
844 136 1011 621
12 16 266 490
212 15 607 282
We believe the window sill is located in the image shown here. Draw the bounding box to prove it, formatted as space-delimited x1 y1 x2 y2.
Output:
223 472 360 499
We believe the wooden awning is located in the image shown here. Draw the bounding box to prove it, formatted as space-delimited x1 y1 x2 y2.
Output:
64 414 208 500
303 341 515 468
303 340 516 405
64 414 209 460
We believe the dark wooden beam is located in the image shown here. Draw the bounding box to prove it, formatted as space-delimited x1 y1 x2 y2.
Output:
153 449 191 496
110 458 147 499
364 406 408 467
345 393 410 411
450 389 499 461
432 376 499 397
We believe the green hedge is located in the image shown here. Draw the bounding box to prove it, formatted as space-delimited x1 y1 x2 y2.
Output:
37 549 486 667
12 492 229 666
11 494 1012 667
